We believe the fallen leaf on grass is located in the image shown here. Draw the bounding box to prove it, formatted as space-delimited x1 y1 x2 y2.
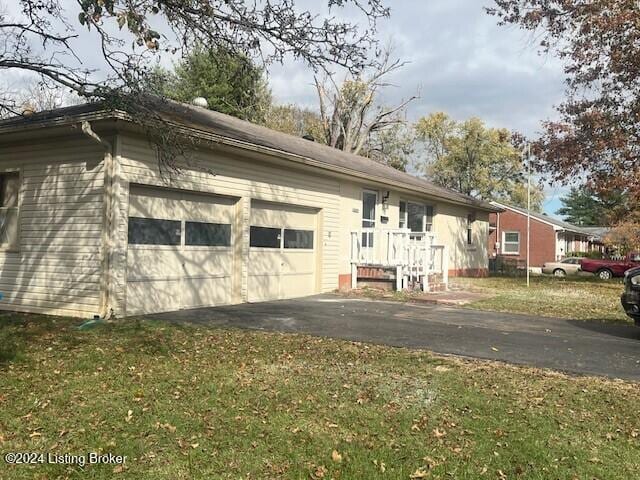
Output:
432 428 446 439
410 468 430 479
491 347 499 352
312 465 327 478
373 460 386 473
331 450 342 463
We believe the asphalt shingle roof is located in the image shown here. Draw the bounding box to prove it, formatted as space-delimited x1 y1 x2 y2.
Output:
0 99 499 212
491 201 595 235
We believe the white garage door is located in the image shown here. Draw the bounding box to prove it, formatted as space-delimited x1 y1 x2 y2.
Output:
248 201 318 302
126 185 236 315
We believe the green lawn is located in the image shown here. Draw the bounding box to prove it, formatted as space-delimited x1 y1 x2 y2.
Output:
453 276 629 323
1 314 639 479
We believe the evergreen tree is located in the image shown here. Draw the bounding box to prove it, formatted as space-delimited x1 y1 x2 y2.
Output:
556 187 625 226
148 46 272 123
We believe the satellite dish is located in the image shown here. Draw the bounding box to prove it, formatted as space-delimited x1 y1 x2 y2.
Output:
192 97 208 108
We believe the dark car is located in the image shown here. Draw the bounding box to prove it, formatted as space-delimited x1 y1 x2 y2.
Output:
621 266 640 326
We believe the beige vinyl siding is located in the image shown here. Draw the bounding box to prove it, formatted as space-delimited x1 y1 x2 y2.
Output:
0 136 105 317
248 201 318 302
433 203 489 272
337 180 490 275
113 133 341 316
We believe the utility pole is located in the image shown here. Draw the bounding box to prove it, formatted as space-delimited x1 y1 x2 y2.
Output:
526 143 531 288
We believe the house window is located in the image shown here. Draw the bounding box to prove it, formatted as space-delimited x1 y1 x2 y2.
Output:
0 172 19 249
284 229 314 249
185 221 231 247
425 205 434 232
503 231 520 254
408 203 425 232
128 217 181 245
402 202 434 232
399 201 407 228
250 226 281 248
467 213 475 246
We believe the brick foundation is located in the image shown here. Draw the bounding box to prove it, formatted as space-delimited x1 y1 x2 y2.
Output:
448 268 489 278
338 274 352 291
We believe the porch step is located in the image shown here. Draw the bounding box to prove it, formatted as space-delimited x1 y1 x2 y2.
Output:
355 265 447 293
356 265 396 291
426 283 447 292
357 265 397 280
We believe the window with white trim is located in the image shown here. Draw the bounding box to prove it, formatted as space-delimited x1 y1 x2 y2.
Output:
502 231 520 254
400 201 434 232
362 190 377 248
466 213 476 246
0 172 20 250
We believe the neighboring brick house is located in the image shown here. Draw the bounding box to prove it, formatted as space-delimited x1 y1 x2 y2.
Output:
488 202 595 267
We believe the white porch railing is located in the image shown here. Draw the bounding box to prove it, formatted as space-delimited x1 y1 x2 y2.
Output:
350 228 449 291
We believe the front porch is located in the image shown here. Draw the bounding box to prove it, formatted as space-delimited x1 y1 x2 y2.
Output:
350 229 449 292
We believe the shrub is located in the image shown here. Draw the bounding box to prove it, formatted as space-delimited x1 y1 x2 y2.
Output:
567 251 604 259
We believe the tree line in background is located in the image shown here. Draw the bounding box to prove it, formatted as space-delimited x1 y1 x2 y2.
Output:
2 0 637 249
136 45 545 211
489 0 640 250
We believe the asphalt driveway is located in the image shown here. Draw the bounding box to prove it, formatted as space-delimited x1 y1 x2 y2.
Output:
146 294 640 381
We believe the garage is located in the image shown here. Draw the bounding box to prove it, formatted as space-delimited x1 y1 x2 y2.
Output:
248 201 318 302
125 185 237 315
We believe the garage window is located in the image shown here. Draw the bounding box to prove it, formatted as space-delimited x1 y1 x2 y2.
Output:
284 229 313 249
185 221 231 247
250 226 281 248
128 217 181 245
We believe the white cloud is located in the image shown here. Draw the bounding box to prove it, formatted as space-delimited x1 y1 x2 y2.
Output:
268 0 566 137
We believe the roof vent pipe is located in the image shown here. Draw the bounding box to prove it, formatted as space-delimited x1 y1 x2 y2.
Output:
192 97 208 108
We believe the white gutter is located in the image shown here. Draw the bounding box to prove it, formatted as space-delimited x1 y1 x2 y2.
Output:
80 121 115 320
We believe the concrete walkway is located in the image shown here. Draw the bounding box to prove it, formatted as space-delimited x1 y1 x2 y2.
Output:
146 294 640 381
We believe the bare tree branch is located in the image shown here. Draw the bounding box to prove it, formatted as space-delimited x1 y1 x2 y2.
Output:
314 47 417 158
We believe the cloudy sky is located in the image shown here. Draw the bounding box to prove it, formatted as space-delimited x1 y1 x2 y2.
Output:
3 0 570 215
267 0 570 216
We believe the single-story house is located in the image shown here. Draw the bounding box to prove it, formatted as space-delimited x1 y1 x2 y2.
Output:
579 226 610 255
488 201 599 267
0 99 499 318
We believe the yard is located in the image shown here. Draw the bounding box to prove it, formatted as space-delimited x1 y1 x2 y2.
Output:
1 313 639 479
453 276 629 323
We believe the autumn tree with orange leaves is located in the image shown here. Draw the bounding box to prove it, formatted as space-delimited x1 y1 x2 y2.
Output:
488 0 640 209
488 0 640 250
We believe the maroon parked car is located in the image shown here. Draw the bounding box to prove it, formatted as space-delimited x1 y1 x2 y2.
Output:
580 253 640 280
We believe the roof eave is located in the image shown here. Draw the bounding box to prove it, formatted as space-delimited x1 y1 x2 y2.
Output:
0 108 500 213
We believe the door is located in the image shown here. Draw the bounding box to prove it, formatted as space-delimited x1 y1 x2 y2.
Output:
126 185 236 315
362 190 377 250
247 201 317 302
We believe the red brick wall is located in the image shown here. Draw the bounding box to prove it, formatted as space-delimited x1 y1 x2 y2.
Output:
449 268 489 278
488 210 557 267
338 274 352 291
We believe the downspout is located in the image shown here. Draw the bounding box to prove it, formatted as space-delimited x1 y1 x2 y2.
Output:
496 212 500 255
81 121 115 320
